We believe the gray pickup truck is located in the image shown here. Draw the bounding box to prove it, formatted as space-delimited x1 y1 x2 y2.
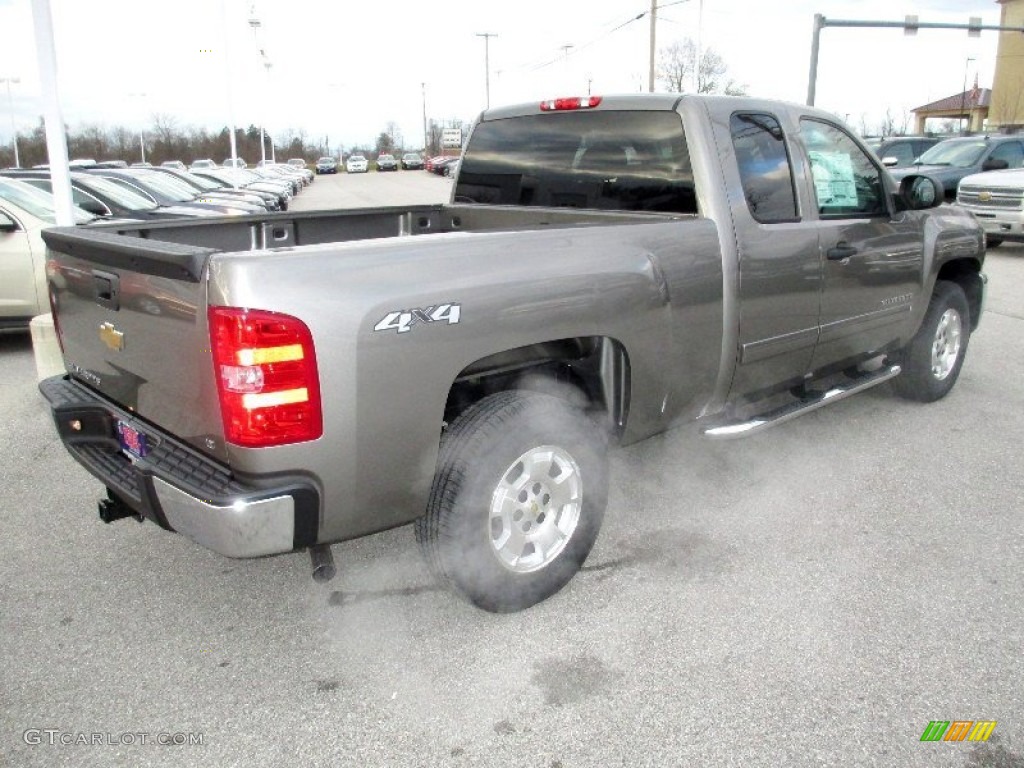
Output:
39 94 986 612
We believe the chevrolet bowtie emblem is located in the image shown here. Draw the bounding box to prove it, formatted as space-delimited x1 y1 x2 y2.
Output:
979 190 992 202
99 322 124 352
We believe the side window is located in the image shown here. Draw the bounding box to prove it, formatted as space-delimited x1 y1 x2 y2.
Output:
730 112 798 223
73 188 111 215
990 141 1024 169
800 119 887 217
883 143 915 166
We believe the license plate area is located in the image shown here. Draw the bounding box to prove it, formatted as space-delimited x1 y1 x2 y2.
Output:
116 420 149 459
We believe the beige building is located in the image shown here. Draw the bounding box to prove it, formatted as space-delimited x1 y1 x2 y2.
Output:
989 0 1024 129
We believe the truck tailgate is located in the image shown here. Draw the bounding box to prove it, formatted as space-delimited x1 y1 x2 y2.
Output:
42 228 225 458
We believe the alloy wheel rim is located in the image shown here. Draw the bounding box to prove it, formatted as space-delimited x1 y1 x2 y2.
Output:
931 308 962 381
488 445 583 573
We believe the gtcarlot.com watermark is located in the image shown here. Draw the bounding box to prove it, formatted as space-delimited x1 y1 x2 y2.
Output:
23 729 204 747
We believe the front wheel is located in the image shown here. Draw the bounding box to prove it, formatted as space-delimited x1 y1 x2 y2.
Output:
416 391 608 612
892 280 971 402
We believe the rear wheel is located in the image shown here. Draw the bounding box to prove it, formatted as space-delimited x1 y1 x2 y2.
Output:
416 391 608 612
892 280 971 402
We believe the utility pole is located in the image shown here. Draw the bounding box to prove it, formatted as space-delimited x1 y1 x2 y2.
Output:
476 33 497 108
648 0 657 92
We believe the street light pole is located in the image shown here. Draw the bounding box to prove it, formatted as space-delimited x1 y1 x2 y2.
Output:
648 0 657 92
129 92 147 164
476 33 497 108
248 9 266 165
960 57 975 135
421 82 428 153
1 77 20 168
263 58 275 162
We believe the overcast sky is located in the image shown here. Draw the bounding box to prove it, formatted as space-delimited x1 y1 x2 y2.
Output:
0 0 1004 154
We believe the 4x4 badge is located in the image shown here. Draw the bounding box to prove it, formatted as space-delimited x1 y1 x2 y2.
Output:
99 322 125 352
373 303 461 334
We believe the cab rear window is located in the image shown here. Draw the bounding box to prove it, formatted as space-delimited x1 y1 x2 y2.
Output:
455 111 697 214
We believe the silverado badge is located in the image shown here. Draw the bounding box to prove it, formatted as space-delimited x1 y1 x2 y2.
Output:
99 322 125 352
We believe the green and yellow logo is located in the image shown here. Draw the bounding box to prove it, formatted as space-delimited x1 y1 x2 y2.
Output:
920 721 997 742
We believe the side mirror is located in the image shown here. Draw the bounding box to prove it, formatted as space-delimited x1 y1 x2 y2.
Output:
882 156 899 167
0 210 18 233
982 158 1009 172
898 174 943 210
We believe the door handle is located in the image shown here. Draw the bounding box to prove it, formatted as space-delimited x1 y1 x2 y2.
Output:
827 243 858 261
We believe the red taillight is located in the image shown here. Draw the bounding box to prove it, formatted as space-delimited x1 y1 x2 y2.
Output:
540 96 603 111
208 307 322 448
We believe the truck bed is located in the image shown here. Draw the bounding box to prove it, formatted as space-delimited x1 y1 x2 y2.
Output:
50 204 687 261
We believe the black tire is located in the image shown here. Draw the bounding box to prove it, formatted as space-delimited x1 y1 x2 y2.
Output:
986 237 1003 248
415 391 608 612
892 280 970 403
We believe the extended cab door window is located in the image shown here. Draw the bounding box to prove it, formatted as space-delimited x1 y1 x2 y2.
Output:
455 110 696 213
800 120 887 218
726 111 821 399
730 113 798 222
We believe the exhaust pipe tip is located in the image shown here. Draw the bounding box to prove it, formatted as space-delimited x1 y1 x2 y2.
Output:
309 544 336 583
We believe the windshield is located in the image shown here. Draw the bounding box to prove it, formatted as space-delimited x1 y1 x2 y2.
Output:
0 177 94 224
318 157 334 163
77 174 160 210
125 170 198 202
211 169 262 185
404 153 421 160
170 170 218 191
917 140 988 168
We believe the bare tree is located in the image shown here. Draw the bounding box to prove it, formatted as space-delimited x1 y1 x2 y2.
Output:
657 38 747 95
375 131 394 155
658 41 689 93
150 113 177 146
385 121 403 151
879 108 897 137
897 110 912 136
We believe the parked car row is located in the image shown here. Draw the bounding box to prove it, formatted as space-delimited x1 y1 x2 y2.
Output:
425 155 460 176
1 158 315 222
310 151 449 174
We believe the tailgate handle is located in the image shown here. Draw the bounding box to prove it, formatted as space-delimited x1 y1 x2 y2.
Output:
93 270 121 311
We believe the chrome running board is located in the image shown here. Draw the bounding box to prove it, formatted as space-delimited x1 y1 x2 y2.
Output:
701 365 902 440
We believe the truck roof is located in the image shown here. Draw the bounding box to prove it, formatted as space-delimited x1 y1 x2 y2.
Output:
478 92 841 125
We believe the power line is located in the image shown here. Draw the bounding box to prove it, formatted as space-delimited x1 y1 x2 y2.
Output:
520 0 692 74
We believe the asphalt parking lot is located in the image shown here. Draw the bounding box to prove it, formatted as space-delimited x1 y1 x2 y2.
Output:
2 176 1022 768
